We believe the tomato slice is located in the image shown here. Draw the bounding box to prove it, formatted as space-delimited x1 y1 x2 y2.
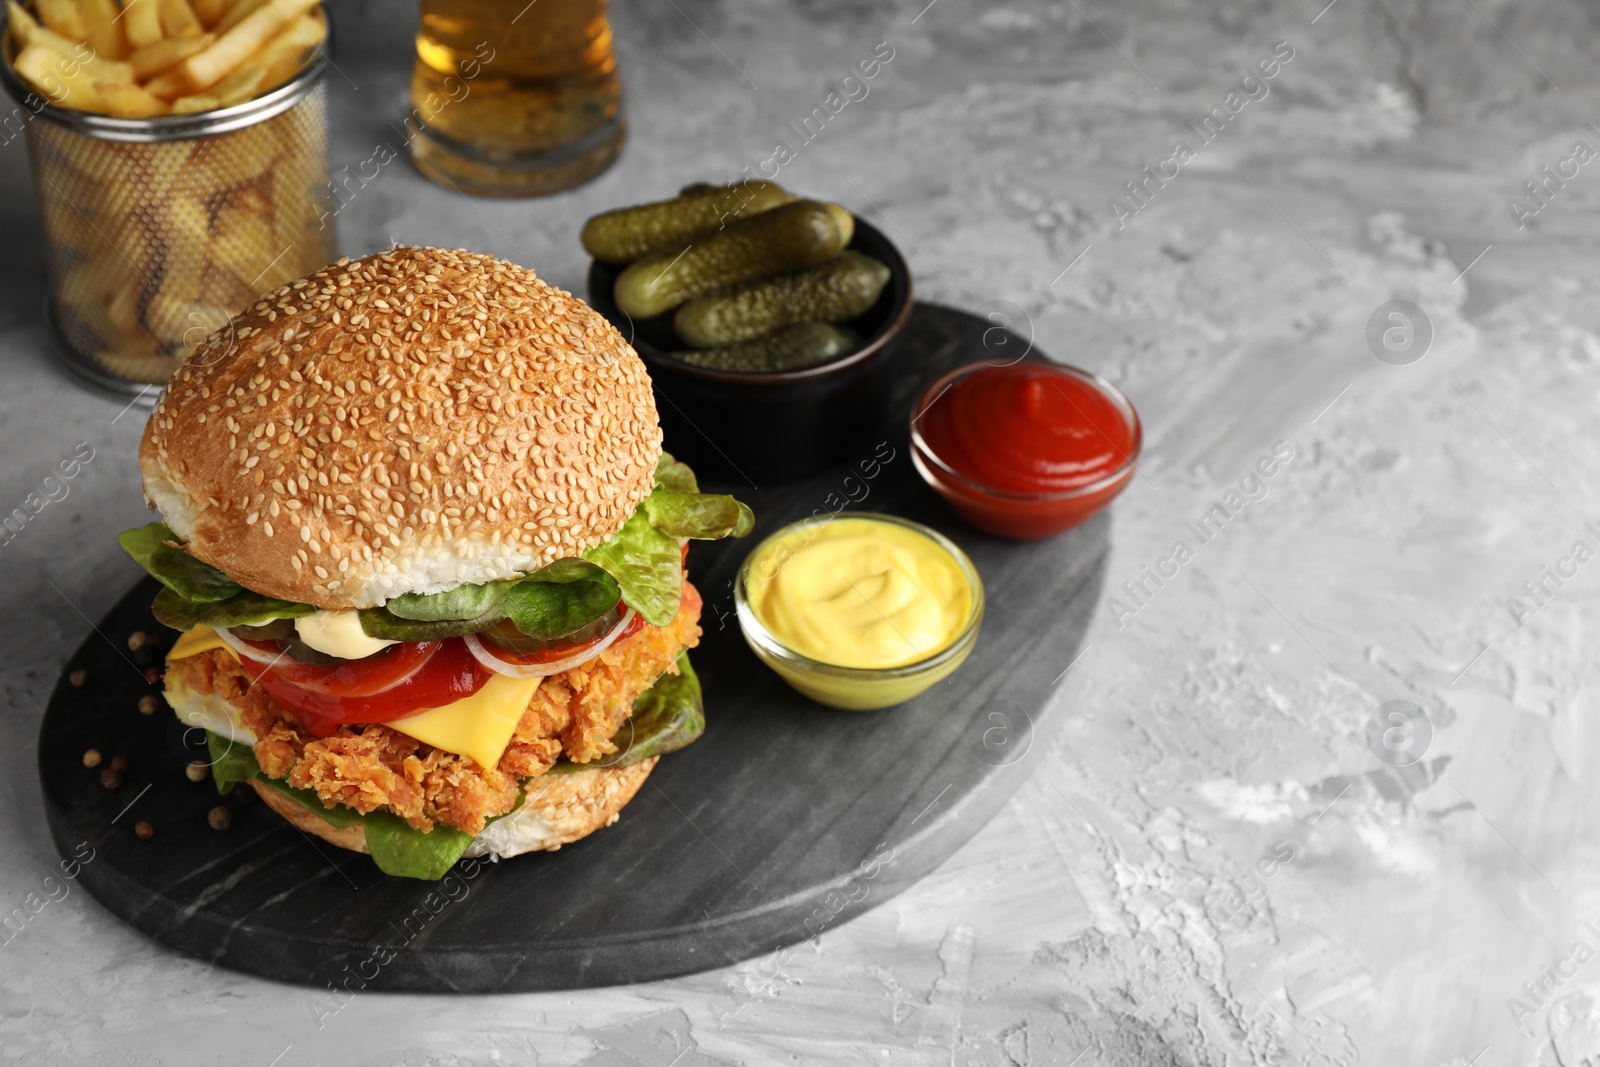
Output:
482 610 647 666
239 638 492 737
235 637 442 697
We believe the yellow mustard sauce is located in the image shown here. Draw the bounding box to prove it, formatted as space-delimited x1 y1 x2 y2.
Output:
745 517 972 669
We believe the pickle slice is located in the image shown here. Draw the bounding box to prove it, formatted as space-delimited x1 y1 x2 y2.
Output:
581 181 794 264
673 251 890 348
612 201 854 319
673 322 858 373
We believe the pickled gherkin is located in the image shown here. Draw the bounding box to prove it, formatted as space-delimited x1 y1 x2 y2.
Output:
581 181 795 264
613 201 854 320
673 322 859 373
674 252 890 348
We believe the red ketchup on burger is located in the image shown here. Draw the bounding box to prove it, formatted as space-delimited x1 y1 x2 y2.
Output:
911 361 1141 539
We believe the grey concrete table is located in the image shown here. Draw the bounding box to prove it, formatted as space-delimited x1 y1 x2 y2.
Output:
1 0 1595 1062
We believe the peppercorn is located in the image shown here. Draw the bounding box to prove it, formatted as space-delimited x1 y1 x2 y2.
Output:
207 807 232 831
82 748 102 769
110 755 129 773
138 695 160 716
127 631 147 651
99 769 123 789
69 669 88 687
133 820 154 840
185 761 209 783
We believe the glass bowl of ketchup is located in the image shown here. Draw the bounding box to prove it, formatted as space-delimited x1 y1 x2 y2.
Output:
910 359 1142 540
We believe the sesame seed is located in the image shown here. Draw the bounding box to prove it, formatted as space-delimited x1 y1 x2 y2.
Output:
143 247 662 609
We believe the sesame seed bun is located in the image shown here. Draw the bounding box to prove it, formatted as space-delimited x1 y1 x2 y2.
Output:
140 247 663 610
246 756 658 861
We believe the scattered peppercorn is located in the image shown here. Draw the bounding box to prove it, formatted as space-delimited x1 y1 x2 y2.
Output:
138 695 160 716
110 755 129 773
185 761 209 783
68 669 88 687
127 630 148 651
133 820 154 840
144 667 160 684
99 769 123 789
207 807 232 830
82 748 102 768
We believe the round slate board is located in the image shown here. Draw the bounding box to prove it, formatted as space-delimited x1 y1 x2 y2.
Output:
37 303 1110 992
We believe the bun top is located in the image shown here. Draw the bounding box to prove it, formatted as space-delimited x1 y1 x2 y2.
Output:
140 247 663 610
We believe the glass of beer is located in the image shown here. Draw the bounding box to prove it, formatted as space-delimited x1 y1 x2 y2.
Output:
407 0 625 197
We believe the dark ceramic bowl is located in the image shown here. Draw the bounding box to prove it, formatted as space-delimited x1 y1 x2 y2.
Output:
587 216 913 485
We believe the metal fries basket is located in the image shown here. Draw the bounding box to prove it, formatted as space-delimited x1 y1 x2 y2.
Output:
0 41 335 396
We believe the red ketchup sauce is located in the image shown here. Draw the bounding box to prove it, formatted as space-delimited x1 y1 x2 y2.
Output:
237 636 492 738
913 362 1140 539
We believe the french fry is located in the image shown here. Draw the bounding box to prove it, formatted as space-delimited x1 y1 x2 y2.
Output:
140 67 189 100
93 79 168 116
211 199 276 283
96 348 175 384
104 279 144 336
32 0 87 42
210 59 265 104
122 0 164 49
253 9 321 86
123 137 189 201
42 129 110 190
37 182 95 251
160 242 210 299
147 291 229 347
7 1 133 81
158 0 204 38
168 91 219 112
156 193 210 248
169 0 317 92
186 123 276 187
232 182 272 219
128 34 211 79
5 3 49 47
213 0 267 34
190 0 229 28
76 0 127 60
12 43 105 109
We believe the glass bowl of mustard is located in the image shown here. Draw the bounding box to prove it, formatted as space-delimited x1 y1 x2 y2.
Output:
735 512 984 711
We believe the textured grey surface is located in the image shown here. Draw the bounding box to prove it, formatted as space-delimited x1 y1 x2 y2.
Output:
2 0 1599 1062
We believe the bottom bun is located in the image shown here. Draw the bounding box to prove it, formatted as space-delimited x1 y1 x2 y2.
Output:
248 756 659 862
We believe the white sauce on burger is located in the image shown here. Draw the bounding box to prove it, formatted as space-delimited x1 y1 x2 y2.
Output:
294 610 398 660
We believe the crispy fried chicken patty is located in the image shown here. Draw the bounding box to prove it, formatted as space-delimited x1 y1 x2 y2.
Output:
172 583 701 834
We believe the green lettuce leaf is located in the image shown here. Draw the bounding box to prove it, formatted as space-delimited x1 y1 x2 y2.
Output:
154 587 315 632
643 489 755 540
384 581 514 622
549 652 704 773
582 509 683 627
526 558 608 584
654 451 699 493
503 566 620 639
362 811 476 880
206 730 261 796
358 607 506 642
119 524 242 603
255 775 366 829
607 652 704 766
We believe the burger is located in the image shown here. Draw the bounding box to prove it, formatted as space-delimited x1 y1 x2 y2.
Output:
119 247 752 880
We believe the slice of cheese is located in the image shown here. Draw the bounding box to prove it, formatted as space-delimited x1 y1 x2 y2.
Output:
386 674 540 771
168 625 238 661
165 625 536 770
